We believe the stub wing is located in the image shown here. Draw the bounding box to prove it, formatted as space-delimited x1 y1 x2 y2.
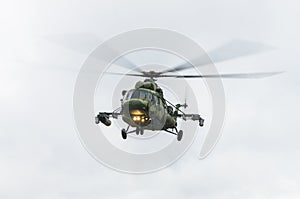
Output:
95 110 121 126
176 113 204 127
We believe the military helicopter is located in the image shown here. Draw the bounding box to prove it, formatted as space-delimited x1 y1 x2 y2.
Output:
95 55 282 141
95 72 204 141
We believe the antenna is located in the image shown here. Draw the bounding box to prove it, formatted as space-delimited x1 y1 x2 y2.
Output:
181 86 188 109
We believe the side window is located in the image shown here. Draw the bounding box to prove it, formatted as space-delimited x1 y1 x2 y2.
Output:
147 93 152 101
140 90 147 100
152 95 157 105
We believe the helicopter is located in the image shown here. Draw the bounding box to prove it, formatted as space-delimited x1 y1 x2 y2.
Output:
95 73 204 141
95 63 282 141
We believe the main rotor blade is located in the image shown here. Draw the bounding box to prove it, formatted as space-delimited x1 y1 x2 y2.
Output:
105 72 145 77
162 71 284 79
42 33 143 73
160 39 273 74
105 71 284 79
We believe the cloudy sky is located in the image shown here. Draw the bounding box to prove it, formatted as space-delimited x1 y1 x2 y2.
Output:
0 0 300 198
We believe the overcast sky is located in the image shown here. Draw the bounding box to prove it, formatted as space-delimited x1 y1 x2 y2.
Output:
0 0 300 198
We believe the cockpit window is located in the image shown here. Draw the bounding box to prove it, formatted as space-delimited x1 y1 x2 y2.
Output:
124 90 134 100
140 90 147 100
125 89 156 102
131 90 140 99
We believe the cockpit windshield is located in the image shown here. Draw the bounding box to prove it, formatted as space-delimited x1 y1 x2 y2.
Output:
124 89 158 104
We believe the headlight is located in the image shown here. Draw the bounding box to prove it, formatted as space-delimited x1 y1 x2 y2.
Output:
132 116 141 121
130 110 150 123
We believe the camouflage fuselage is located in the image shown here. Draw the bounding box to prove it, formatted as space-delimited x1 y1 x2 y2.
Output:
121 80 177 130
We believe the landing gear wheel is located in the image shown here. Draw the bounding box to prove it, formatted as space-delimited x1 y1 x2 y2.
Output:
199 118 204 127
121 129 127 139
140 128 144 135
136 127 140 135
177 130 183 141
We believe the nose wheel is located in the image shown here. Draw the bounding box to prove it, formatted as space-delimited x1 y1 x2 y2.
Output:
121 126 182 141
140 128 144 135
177 130 183 141
121 126 144 139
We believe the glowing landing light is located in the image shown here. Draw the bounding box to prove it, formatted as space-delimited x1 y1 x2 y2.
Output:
132 116 141 121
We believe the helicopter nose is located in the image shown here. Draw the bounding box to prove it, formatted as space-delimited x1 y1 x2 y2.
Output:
127 101 151 124
127 100 148 113
122 100 149 124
